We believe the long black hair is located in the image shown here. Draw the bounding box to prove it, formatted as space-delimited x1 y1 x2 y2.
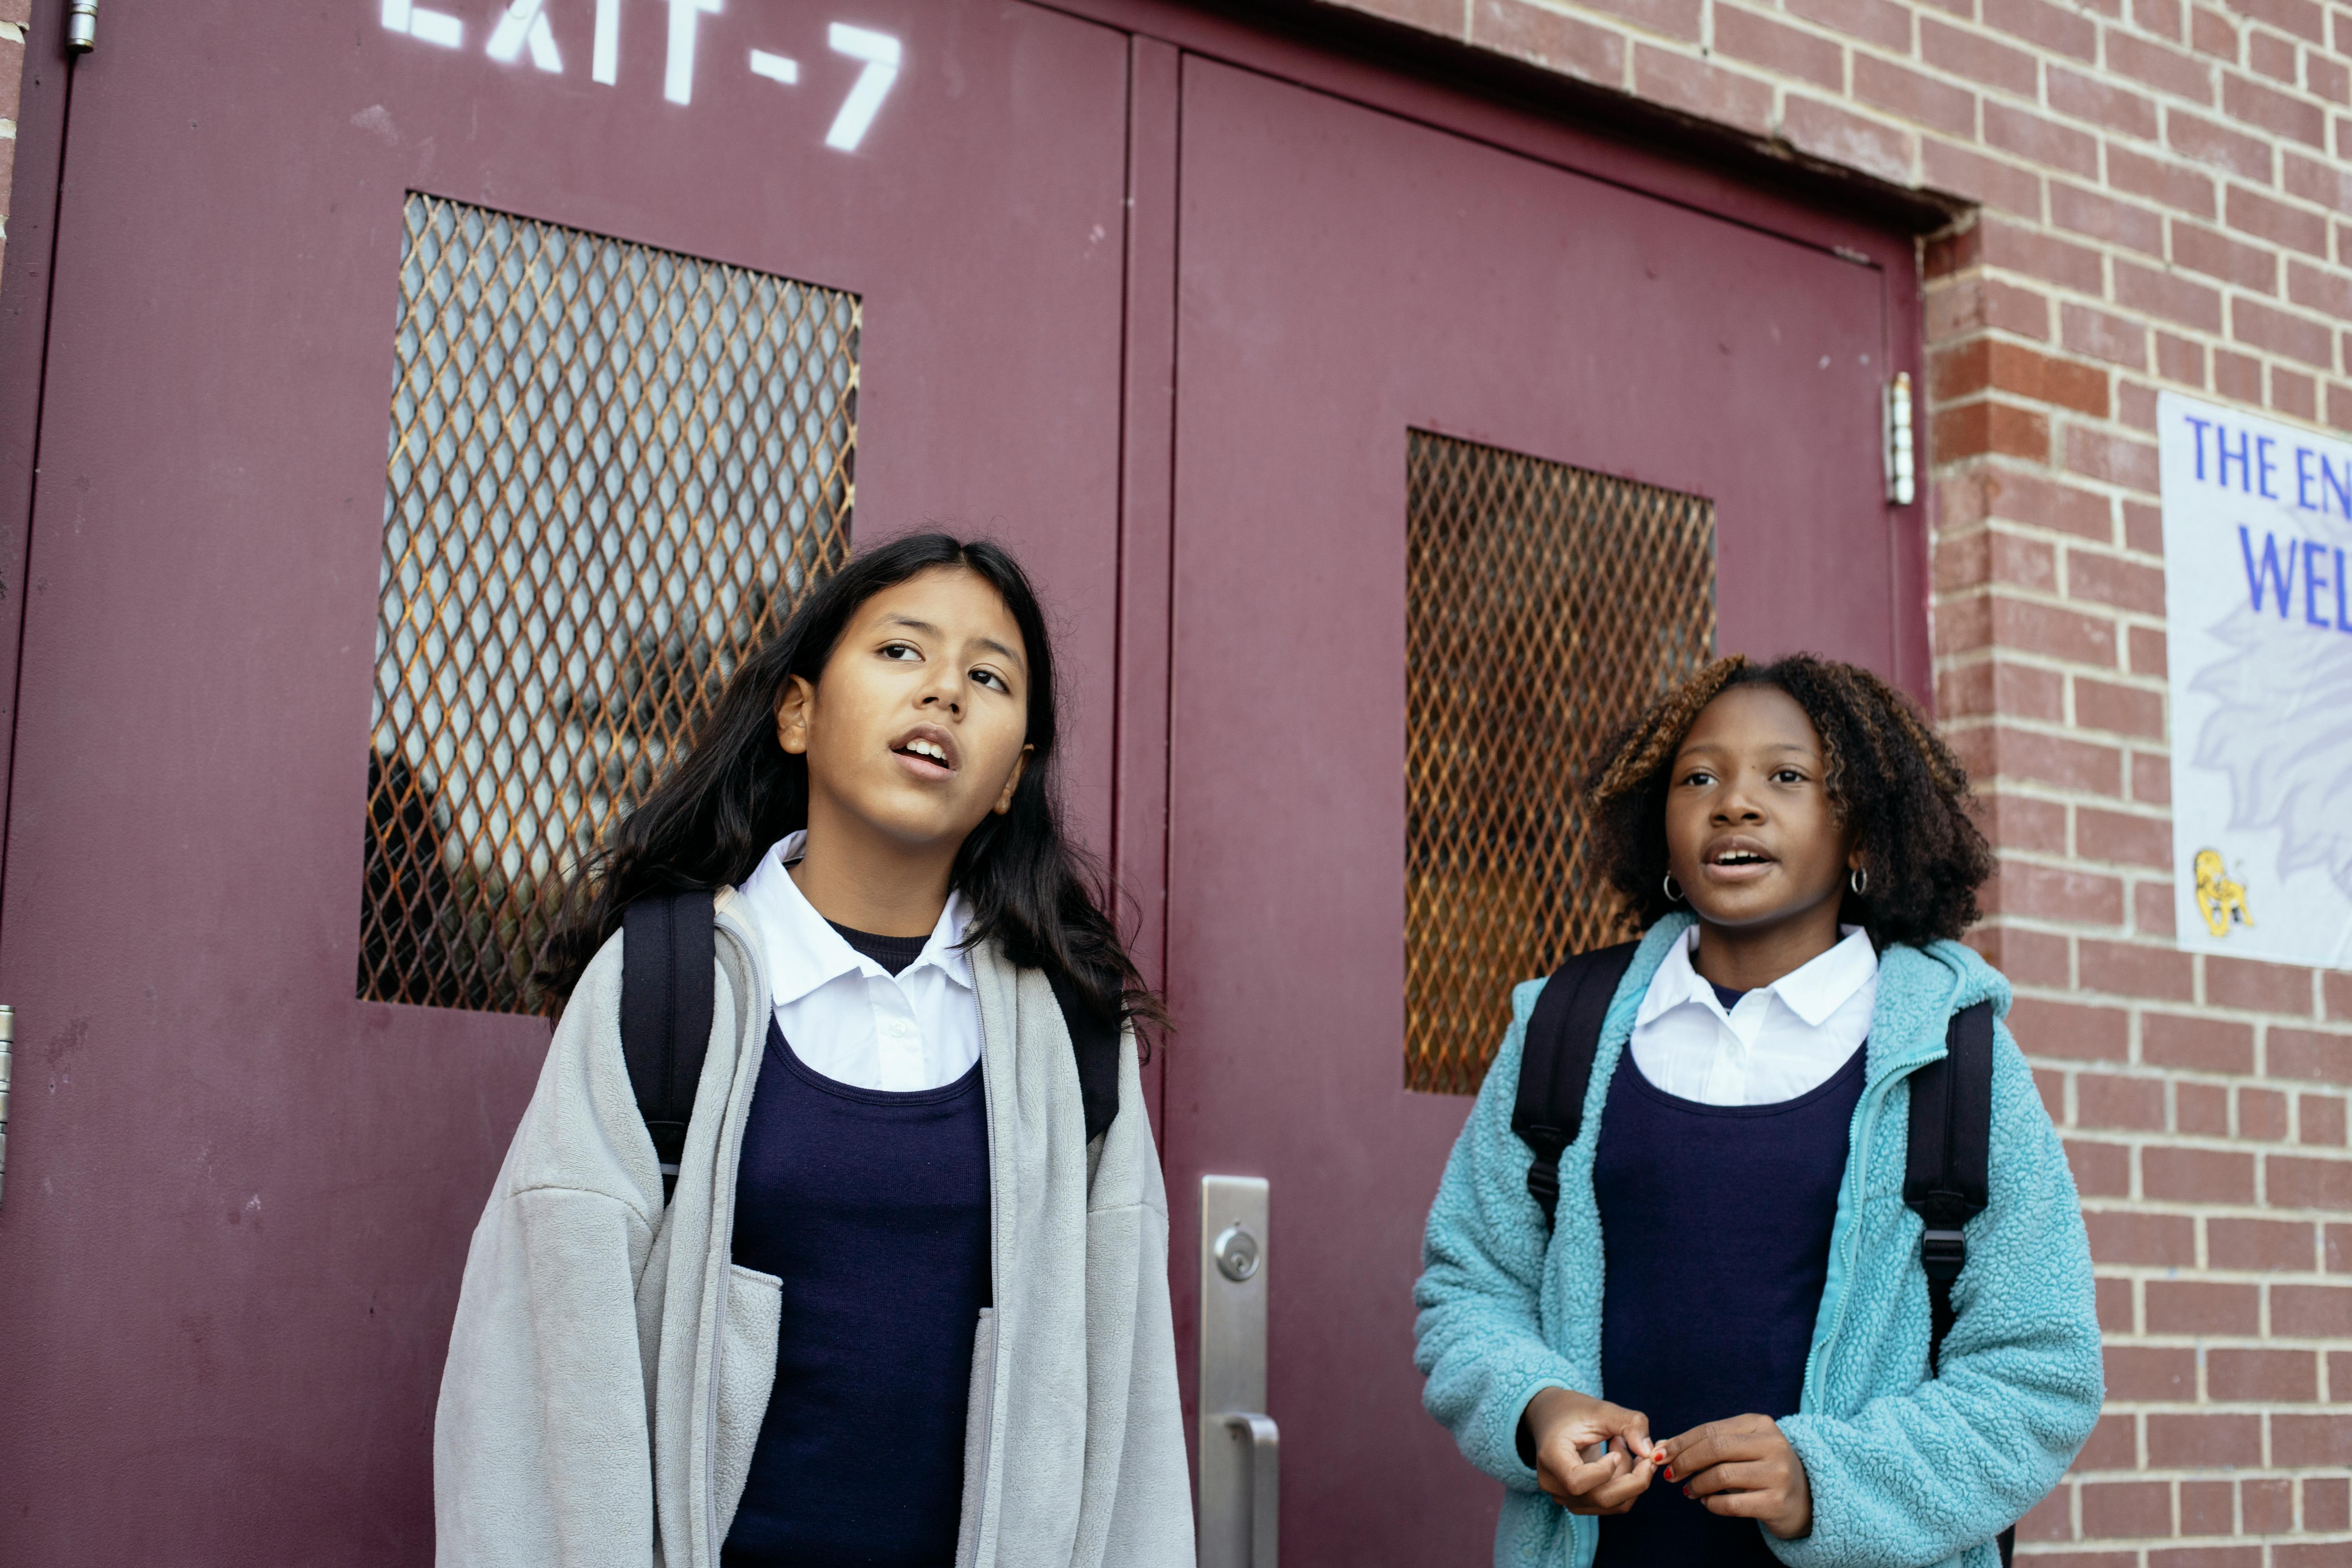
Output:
537 532 1159 1032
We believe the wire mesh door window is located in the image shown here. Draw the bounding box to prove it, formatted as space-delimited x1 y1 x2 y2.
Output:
361 193 858 1013
1406 430 1714 1093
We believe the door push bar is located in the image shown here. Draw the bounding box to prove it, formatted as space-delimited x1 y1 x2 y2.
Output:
1200 1175 1277 1568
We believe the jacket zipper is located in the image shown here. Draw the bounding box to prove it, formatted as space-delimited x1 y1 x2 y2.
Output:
968 999 1005 1566
1799 1042 1944 1403
700 911 764 1567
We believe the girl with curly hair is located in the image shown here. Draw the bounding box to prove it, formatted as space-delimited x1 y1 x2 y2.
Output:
1414 653 2102 1568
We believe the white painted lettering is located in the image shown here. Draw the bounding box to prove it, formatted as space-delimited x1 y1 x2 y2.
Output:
665 0 722 106
593 0 621 85
376 2 911 151
824 24 899 151
383 0 466 47
487 0 563 73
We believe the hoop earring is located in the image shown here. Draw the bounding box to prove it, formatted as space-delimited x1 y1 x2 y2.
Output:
1850 866 1869 896
1663 873 1684 904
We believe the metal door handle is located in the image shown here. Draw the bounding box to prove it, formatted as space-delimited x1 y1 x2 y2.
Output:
1200 1176 1272 1568
1219 1411 1279 1568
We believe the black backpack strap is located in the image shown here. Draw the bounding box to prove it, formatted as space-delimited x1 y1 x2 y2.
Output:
621 891 716 1203
1512 941 1642 1230
1905 1000 1994 1376
1047 968 1122 1145
1904 999 2006 1564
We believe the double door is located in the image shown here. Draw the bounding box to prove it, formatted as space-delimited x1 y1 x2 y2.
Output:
0 1 1919 1559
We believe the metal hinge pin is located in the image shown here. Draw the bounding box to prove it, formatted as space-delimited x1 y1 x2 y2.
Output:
1884 371 1916 507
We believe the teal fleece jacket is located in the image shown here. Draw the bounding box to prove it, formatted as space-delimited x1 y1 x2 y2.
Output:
1414 915 2103 1568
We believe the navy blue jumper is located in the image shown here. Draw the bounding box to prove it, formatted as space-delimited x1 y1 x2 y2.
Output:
1592 1039 1867 1566
722 925 992 1568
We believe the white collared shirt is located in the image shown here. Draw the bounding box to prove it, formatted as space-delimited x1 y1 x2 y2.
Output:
1629 924 1878 1106
733 831 982 1093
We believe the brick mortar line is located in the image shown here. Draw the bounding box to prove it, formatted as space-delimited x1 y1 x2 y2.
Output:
2023 1000 2350 1030
2070 1128 2343 1142
2076 1460 2352 1471
1933 658 2174 704
1927 645 2168 677
1940 703 2175 732
1932 569 2175 604
2034 1537 2352 1549
2067 1128 2352 1150
1991 789 2178 820
1927 648 2167 677
1954 261 2337 394
2077 1201 2352 1219
2078 1217 2352 1234
2075 1330 2352 1342
2051 1082 2348 1102
1996 858 2199 887
2014 996 2352 1026
1931 552 2180 595
1927 525 2162 565
1934 777 2170 813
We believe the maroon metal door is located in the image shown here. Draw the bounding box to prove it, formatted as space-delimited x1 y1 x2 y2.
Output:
1159 56 1926 1563
0 2 1132 1556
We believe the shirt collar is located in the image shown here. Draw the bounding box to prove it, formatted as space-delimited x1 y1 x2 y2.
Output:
737 830 973 1006
1635 926 1712 1025
1769 925 1878 1026
1634 922 1877 1027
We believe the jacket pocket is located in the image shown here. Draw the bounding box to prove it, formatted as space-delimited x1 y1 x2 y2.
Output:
953 1307 996 1568
715 1263 782 1535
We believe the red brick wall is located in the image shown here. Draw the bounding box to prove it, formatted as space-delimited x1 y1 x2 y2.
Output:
1338 0 2352 1557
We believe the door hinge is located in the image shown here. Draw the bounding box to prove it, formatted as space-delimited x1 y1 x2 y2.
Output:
1884 371 1916 506
65 1 97 53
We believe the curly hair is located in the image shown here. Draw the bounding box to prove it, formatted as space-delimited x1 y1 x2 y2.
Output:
1585 653 1994 948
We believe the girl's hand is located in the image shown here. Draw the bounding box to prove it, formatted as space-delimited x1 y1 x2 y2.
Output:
1519 1387 1657 1515
1653 1414 1813 1539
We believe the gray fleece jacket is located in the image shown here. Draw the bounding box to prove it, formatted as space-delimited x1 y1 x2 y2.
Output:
433 887 1194 1568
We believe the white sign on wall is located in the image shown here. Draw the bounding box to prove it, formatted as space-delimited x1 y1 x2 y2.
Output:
2160 390 2352 970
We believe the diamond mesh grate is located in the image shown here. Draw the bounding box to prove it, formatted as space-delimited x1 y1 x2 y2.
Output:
360 192 858 1013
1406 430 1715 1094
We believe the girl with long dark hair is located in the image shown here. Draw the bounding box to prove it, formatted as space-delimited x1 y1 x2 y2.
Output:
434 534 1191 1568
